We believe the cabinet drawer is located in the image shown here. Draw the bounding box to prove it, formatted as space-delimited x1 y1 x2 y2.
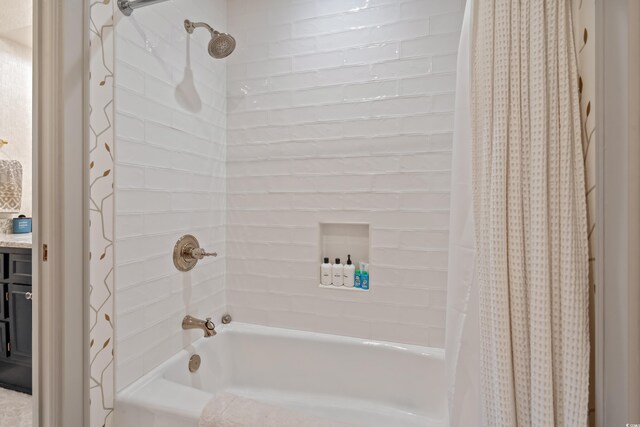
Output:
0 253 7 280
0 321 8 358
9 254 32 284
0 283 6 320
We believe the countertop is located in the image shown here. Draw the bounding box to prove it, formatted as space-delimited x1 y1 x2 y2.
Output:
0 233 32 249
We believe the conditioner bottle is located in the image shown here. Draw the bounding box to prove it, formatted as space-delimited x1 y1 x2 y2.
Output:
332 258 344 286
321 257 332 285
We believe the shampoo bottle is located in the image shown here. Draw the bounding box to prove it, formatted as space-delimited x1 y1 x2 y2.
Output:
332 258 344 286
321 257 332 285
343 254 355 287
360 262 369 290
354 269 362 288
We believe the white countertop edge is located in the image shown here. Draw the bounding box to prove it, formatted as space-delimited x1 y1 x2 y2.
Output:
0 233 33 249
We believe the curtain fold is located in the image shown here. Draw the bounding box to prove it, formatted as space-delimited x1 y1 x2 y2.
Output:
445 0 480 425
471 0 590 425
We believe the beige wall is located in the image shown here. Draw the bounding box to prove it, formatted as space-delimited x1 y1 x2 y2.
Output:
0 37 32 217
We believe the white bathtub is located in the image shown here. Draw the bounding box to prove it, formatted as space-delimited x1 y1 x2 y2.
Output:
115 323 447 427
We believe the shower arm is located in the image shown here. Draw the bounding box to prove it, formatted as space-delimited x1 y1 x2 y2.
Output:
184 20 217 36
118 0 169 16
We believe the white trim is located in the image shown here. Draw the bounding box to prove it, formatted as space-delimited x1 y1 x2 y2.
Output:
33 0 89 425
596 0 640 425
627 3 640 420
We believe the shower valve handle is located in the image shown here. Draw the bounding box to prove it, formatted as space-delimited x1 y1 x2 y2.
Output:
173 234 218 272
188 247 217 260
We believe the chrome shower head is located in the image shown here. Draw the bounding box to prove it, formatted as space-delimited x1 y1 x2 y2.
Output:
184 19 236 59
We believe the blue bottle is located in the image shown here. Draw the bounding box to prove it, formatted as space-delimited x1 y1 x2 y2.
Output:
360 270 369 290
354 269 362 288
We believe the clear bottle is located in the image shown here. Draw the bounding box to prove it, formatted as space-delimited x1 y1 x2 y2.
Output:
343 254 355 287
321 257 332 285
332 258 344 286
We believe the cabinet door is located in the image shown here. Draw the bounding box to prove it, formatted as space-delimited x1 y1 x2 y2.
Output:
0 283 7 320
8 284 32 364
9 254 32 284
0 253 7 280
0 321 8 358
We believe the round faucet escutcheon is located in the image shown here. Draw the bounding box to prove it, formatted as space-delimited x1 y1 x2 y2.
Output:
173 234 218 272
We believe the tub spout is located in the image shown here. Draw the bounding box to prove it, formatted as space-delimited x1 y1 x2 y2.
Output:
182 315 216 337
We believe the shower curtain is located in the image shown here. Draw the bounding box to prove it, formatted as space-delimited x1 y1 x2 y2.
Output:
447 0 590 425
444 0 480 425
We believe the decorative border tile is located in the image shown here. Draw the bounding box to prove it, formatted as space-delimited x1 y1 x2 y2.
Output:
89 0 115 426
572 0 596 423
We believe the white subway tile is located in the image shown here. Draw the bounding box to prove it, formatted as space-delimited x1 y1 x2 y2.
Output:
401 113 454 134
430 12 465 35
318 28 372 51
400 74 456 96
245 91 293 110
269 37 317 58
401 34 461 57
371 57 433 79
400 0 463 19
370 97 431 117
370 19 430 42
293 86 344 106
344 43 400 65
316 65 371 85
343 80 398 101
315 0 372 17
115 61 145 94
293 51 345 71
341 5 402 30
293 15 349 38
269 71 320 91
115 113 144 141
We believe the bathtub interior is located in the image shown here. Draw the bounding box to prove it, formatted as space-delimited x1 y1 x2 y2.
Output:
120 323 447 427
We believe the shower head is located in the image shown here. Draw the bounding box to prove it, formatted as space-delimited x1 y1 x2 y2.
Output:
184 19 236 59
208 32 236 59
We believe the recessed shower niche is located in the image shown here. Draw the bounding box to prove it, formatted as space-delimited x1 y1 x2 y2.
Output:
318 223 370 291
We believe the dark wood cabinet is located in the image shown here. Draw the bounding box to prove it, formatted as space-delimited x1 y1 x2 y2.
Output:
9 253 32 284
8 285 32 365
0 322 8 358
0 283 7 320
0 247 32 394
0 253 8 280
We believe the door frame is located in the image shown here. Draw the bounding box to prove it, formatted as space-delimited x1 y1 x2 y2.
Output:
33 0 89 425
595 0 640 425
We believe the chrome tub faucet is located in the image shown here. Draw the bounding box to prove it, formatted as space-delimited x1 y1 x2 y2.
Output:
182 315 216 337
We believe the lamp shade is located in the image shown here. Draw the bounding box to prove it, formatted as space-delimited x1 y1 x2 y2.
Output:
0 160 22 213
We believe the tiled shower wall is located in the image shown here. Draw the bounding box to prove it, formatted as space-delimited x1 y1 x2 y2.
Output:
225 0 465 347
113 0 227 391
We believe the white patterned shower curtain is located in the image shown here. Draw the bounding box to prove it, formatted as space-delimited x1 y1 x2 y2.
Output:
447 0 590 425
